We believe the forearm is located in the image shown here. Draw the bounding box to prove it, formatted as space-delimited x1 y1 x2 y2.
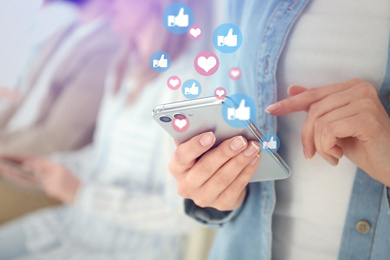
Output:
75 181 195 234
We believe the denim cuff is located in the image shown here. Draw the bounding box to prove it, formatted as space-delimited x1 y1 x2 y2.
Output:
184 187 249 228
184 199 243 228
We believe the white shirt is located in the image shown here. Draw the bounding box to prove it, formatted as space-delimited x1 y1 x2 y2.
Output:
6 19 104 131
273 0 390 259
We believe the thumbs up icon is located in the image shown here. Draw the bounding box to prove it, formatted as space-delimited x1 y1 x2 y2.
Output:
168 8 189 27
184 83 199 95
153 54 168 68
217 28 238 47
227 99 250 121
263 137 277 150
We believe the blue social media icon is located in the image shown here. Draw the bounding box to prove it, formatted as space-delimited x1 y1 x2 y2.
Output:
182 79 201 99
163 3 194 34
222 93 256 128
213 23 242 53
150 51 171 73
261 133 280 154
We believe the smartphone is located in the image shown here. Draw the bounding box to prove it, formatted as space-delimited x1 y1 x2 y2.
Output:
152 96 291 182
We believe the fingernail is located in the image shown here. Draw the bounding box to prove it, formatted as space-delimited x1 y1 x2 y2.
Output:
230 136 246 151
200 132 215 146
265 103 281 114
303 149 308 159
303 149 312 160
250 154 260 165
244 142 259 157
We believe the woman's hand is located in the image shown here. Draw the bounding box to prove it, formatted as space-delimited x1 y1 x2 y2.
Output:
23 159 81 204
266 78 390 186
169 132 261 211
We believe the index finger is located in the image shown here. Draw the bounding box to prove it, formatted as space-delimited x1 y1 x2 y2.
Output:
266 78 364 116
169 132 216 177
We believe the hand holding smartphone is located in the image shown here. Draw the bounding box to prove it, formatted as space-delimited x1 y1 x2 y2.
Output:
153 96 291 182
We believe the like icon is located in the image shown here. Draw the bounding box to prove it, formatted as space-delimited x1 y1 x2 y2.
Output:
163 3 194 34
261 133 280 153
227 100 250 121
194 51 219 76
182 79 201 99
222 93 256 128
150 51 171 73
168 8 188 27
218 29 237 47
213 23 242 53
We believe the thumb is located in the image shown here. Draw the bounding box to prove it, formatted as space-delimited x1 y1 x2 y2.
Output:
238 99 246 108
159 54 165 61
269 137 275 142
226 28 233 36
177 8 185 16
287 85 307 97
191 83 196 88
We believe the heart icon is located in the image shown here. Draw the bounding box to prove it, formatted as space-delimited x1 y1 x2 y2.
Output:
197 56 217 73
214 87 226 99
230 70 240 78
190 28 201 38
229 67 241 80
216 89 225 97
174 119 187 129
194 51 219 76
169 79 179 87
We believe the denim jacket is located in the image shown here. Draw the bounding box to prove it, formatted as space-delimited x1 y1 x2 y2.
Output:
185 0 390 259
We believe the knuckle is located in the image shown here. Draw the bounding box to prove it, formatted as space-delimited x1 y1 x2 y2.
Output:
321 124 333 138
308 102 321 118
213 174 232 188
230 178 249 194
197 159 214 177
349 78 365 85
232 154 248 168
305 88 319 100
355 83 376 98
219 144 233 159
356 98 376 113
171 149 184 168
167 160 176 176
314 118 324 131
176 184 189 198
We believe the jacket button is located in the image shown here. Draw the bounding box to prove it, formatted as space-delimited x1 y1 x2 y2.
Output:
356 220 371 234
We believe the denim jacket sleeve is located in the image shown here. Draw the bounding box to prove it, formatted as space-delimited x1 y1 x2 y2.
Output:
184 188 249 228
387 186 390 214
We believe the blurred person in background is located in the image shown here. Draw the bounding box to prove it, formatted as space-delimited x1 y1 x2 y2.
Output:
0 0 79 104
0 0 119 157
0 0 211 259
0 0 119 224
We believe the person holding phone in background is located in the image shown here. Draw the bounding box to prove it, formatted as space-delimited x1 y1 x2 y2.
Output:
169 0 390 259
0 0 211 259
0 0 120 225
